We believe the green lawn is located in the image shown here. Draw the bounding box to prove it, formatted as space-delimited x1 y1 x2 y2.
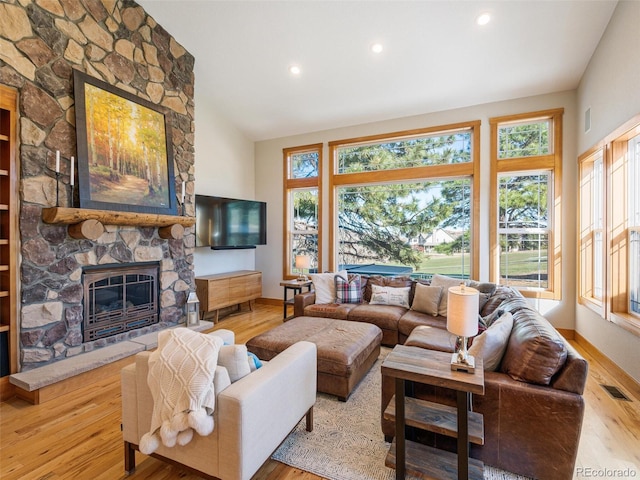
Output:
410 249 547 277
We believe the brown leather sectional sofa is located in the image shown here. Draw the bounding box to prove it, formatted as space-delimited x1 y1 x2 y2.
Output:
293 274 588 480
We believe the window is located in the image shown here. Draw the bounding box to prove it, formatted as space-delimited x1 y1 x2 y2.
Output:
629 136 640 316
490 109 563 299
329 122 480 279
283 144 322 279
497 172 550 290
577 113 640 336
578 148 605 313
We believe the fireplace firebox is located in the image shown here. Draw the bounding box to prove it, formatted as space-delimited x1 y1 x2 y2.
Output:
82 263 160 342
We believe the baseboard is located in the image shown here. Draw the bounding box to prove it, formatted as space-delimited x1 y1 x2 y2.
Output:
574 331 640 402
557 328 574 340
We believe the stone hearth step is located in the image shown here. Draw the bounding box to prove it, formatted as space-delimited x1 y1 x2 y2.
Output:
10 321 213 392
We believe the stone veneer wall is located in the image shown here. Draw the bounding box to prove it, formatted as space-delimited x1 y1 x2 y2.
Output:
0 0 196 371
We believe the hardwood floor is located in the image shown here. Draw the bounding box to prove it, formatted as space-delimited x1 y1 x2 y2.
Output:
1 304 638 480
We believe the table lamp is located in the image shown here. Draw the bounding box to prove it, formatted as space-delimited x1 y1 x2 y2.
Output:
446 284 479 373
295 255 311 281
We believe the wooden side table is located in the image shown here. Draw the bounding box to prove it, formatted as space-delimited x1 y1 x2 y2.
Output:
280 279 312 320
381 345 485 480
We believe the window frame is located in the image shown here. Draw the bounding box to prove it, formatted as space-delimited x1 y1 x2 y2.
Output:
490 108 564 300
328 121 481 278
283 143 323 280
608 119 640 335
578 146 607 316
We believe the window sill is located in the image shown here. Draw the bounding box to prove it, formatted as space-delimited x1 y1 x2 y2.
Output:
610 312 640 338
578 296 605 318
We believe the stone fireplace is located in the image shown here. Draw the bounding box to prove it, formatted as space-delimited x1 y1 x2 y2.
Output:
82 262 159 342
1 1 197 373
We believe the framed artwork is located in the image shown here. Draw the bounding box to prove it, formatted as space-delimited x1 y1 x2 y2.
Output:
73 70 177 215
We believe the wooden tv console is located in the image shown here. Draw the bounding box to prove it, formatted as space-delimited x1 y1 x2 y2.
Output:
195 270 262 323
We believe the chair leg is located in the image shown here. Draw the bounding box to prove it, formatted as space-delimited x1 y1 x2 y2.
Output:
124 441 136 474
306 406 314 432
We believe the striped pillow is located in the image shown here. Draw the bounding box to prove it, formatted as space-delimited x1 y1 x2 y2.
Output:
335 274 363 304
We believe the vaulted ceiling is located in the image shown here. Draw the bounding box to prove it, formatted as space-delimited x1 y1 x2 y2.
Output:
139 0 618 141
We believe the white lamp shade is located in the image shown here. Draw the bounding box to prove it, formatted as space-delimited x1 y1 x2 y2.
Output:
295 255 311 269
446 285 479 337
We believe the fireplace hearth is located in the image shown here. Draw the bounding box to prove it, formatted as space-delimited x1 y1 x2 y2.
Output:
82 263 160 342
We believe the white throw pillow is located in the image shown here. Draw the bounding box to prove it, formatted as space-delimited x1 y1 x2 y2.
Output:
213 365 232 393
369 284 411 308
411 284 443 316
310 271 348 304
468 311 514 371
218 344 251 382
430 274 465 316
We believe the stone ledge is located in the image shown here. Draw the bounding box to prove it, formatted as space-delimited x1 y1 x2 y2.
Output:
9 321 213 392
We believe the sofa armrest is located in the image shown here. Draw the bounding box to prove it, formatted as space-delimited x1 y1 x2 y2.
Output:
479 371 585 479
217 341 317 480
294 291 316 317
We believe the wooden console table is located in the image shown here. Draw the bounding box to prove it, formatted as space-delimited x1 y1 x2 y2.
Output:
195 270 262 323
382 345 485 480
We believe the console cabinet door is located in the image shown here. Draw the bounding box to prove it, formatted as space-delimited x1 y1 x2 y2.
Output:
195 271 262 321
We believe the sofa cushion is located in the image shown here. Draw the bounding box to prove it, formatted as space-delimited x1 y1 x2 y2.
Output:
310 271 347 304
410 283 443 316
370 285 411 308
430 274 464 316
335 274 363 304
404 325 457 353
500 310 568 385
304 302 359 320
347 304 405 332
468 311 513 371
398 310 447 338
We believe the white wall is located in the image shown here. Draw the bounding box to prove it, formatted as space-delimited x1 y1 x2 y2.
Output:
192 82 258 277
255 91 578 333
575 0 640 383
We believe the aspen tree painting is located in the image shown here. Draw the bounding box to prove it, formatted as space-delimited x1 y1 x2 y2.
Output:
74 70 177 215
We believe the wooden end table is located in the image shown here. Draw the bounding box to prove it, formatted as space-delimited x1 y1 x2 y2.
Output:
381 345 485 480
279 279 312 320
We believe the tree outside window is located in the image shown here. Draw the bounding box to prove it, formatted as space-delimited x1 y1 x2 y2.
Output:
330 123 479 279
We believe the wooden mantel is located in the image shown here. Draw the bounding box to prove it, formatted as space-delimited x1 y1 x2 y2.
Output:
42 207 195 240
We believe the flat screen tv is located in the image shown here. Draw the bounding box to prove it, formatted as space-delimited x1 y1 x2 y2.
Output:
195 195 267 249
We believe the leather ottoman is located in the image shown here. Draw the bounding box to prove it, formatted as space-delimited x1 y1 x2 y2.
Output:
246 316 382 401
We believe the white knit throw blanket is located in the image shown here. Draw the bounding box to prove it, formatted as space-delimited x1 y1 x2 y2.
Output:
139 328 223 455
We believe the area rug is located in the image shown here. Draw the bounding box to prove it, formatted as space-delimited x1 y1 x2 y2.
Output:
271 350 531 480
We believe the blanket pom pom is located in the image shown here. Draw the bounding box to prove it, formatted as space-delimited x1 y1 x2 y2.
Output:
160 419 178 447
188 408 214 436
177 428 194 446
170 411 190 432
140 432 160 455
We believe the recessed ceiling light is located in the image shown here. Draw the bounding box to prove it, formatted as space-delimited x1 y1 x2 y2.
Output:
371 43 383 54
289 65 301 75
476 13 491 26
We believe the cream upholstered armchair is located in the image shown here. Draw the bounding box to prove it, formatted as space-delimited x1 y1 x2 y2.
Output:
121 329 317 480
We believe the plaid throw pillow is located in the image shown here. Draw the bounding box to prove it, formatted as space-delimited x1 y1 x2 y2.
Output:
335 275 363 304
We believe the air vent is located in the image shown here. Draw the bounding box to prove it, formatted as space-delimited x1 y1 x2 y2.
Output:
584 107 591 133
600 384 631 401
